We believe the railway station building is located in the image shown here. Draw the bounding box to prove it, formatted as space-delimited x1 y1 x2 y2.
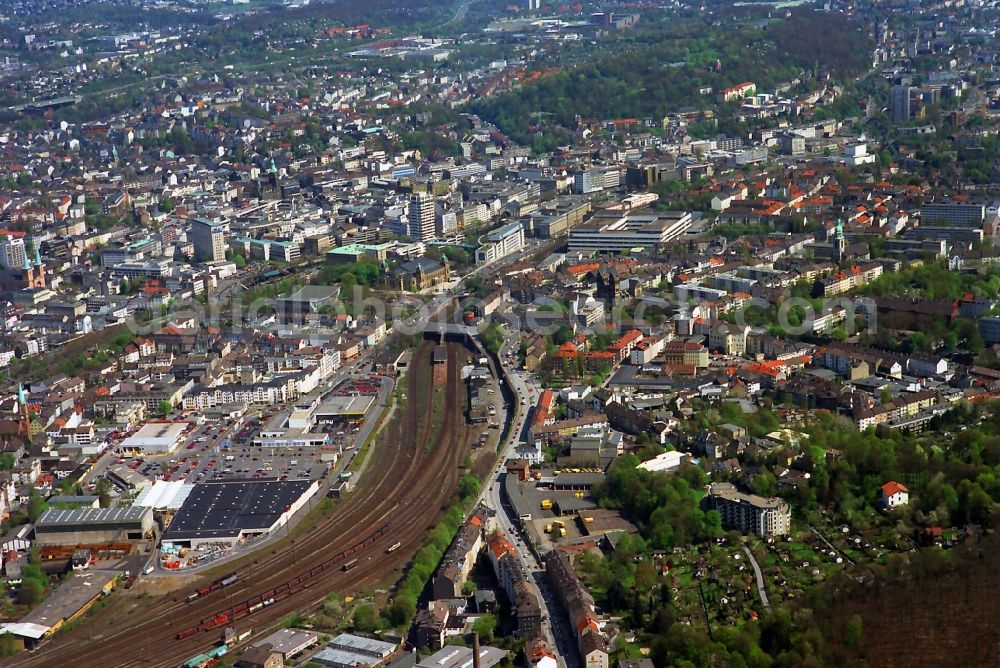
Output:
162 479 319 548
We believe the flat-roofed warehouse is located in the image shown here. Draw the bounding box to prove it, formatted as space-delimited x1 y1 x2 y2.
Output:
0 569 118 645
249 628 319 660
118 421 187 455
550 471 605 491
314 395 375 421
415 646 508 668
35 507 153 545
162 479 319 548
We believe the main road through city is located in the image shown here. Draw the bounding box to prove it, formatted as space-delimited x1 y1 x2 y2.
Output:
476 331 578 667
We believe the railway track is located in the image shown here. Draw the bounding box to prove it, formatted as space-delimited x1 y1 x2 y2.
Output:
11 340 473 668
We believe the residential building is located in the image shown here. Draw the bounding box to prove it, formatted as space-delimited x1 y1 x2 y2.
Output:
408 192 437 242
661 340 709 368
919 202 986 228
708 322 749 356
980 315 1000 345
707 482 791 536
484 531 542 635
0 233 27 271
719 81 756 103
543 550 609 668
190 217 227 263
880 481 909 509
431 507 489 600
890 85 911 124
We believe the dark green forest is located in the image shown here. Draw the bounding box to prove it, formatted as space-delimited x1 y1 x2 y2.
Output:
471 10 873 152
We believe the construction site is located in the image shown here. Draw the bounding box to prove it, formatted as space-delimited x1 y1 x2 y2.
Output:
6 336 478 668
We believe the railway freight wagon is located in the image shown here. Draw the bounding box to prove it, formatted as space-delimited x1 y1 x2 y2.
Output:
181 644 227 668
175 524 390 640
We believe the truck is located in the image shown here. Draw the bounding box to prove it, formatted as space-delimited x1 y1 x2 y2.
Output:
540 499 553 510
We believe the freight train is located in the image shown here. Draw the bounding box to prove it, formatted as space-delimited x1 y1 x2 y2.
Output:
181 644 227 668
175 523 389 640
185 573 239 604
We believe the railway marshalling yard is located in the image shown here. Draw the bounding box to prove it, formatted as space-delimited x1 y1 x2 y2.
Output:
7 338 480 668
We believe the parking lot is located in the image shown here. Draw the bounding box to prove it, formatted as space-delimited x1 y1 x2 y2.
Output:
102 419 319 485
91 374 388 493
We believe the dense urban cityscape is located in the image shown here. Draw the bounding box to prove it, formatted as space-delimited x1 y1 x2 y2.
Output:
0 0 998 666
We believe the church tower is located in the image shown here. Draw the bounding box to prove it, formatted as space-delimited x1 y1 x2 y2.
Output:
832 220 846 264
31 239 45 288
21 249 33 287
21 238 45 289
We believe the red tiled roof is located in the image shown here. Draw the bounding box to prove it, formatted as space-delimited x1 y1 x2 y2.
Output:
881 481 908 496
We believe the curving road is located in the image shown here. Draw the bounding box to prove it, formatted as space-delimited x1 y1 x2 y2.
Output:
476 334 574 666
742 546 770 611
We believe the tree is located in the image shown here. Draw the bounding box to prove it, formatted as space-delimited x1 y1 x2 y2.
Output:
844 614 863 649
751 472 778 498
457 474 480 501
472 614 498 642
157 401 173 416
57 477 79 496
0 632 17 657
26 492 47 523
159 197 175 213
18 578 44 606
96 478 113 508
353 604 378 633
0 453 15 471
233 253 247 269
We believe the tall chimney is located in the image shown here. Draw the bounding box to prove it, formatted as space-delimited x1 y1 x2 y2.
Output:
473 631 481 668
